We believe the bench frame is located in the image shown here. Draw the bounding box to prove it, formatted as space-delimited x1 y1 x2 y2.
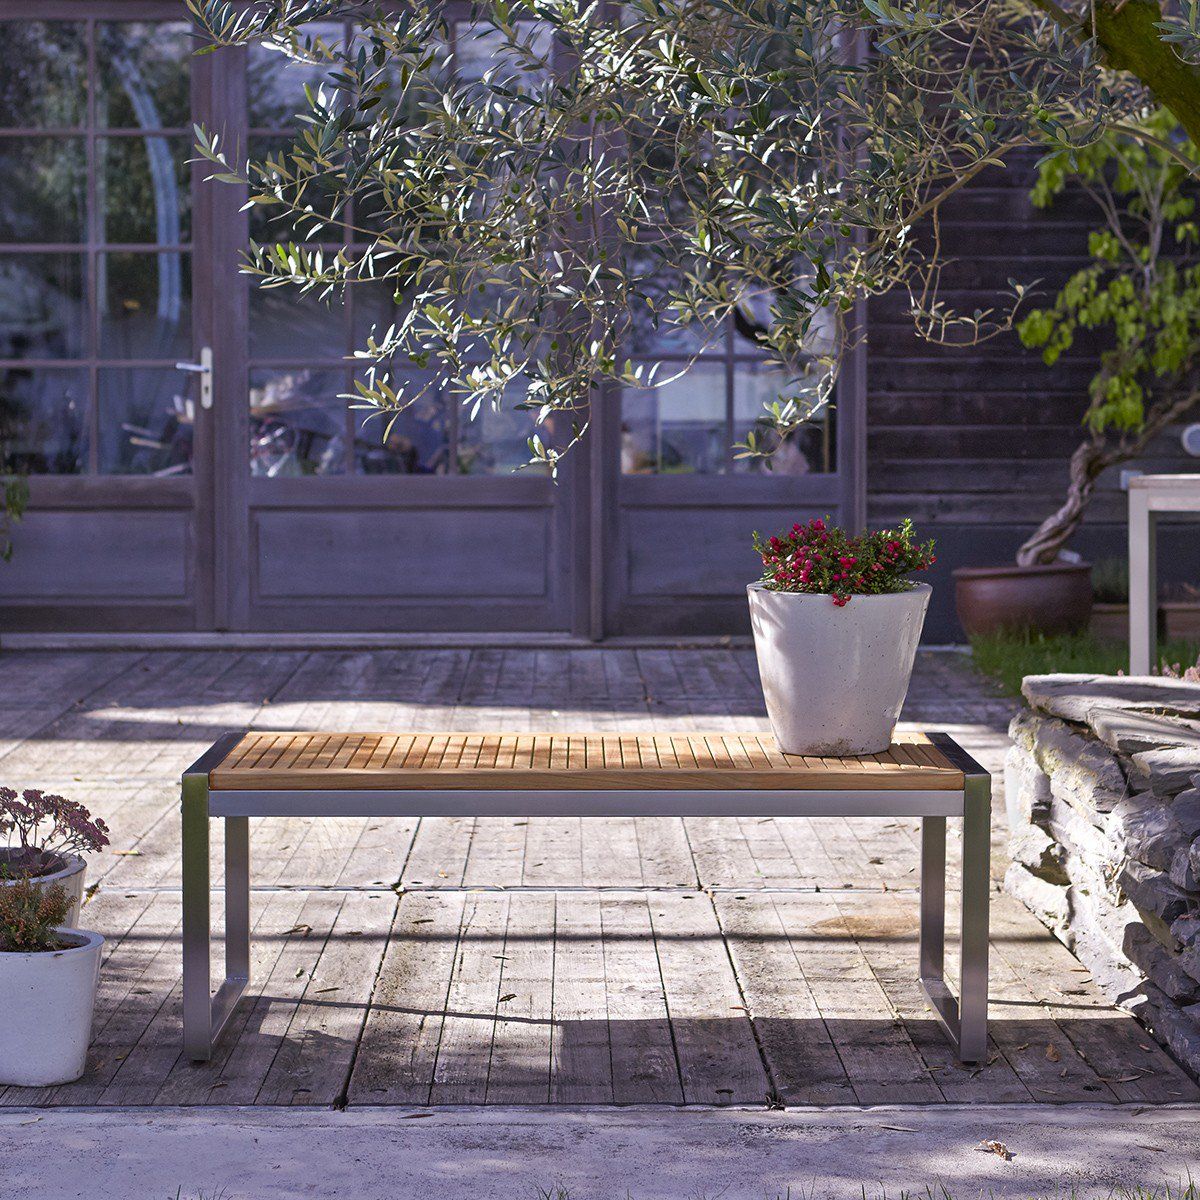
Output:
181 730 991 1065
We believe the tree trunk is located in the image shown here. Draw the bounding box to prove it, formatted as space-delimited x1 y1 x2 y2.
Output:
1015 437 1116 567
1093 1 1200 148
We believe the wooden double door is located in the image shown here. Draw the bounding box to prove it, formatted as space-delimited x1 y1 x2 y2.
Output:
0 4 861 636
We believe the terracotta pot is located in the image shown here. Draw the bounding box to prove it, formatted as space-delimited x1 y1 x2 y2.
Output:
953 562 1092 637
1163 601 1200 640
1090 601 1129 642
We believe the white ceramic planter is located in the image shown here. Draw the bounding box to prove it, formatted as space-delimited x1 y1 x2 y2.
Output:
0 850 86 926
0 928 103 1086
748 582 931 755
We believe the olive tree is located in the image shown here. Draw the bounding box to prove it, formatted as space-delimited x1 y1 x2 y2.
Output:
187 0 1200 471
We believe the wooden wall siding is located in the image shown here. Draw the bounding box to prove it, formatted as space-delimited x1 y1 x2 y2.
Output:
865 157 1198 533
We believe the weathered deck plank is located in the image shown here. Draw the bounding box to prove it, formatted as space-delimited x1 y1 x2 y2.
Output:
350 891 467 1105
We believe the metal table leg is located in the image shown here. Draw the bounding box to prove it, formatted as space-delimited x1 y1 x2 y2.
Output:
1130 487 1157 675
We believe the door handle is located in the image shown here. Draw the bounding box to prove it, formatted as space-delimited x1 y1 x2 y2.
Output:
175 346 213 410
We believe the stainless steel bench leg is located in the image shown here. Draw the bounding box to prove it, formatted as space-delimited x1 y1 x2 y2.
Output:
919 815 946 984
918 771 991 1063
958 770 992 1064
182 733 250 1063
182 769 213 1062
225 816 251 987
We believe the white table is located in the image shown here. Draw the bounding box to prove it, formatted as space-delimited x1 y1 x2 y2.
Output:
1129 474 1200 673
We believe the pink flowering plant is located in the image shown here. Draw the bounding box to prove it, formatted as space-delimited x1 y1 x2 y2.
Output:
0 788 110 879
753 517 936 607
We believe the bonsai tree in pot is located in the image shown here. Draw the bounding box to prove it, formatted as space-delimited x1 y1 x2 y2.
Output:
749 518 936 755
0 788 110 927
0 875 103 1087
956 111 1200 636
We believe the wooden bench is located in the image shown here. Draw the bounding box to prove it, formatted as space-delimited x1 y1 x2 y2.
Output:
181 729 991 1064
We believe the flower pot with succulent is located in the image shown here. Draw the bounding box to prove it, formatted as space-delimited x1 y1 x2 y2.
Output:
0 876 102 1086
0 789 110 926
748 518 935 756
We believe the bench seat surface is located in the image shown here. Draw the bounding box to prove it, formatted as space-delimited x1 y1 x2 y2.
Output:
208 730 965 792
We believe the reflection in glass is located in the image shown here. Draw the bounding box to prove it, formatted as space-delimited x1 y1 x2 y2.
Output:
249 368 346 476
621 363 727 474
352 278 409 345
248 23 347 129
0 22 86 128
98 368 193 475
732 358 835 475
624 246 723 357
250 279 346 359
99 137 191 244
457 385 549 475
353 377 449 475
0 255 85 359
0 140 86 243
96 23 193 130
100 253 192 359
247 136 344 244
0 367 88 474
453 20 552 86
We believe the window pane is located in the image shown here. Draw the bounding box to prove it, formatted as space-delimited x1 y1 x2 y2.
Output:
621 363 727 474
0 254 85 359
624 248 723 357
732 359 835 475
352 371 449 475
247 136 345 244
96 22 192 130
250 279 346 359
100 252 192 360
0 139 86 243
453 20 552 86
249 368 346 476
0 22 86 128
99 136 191 244
0 366 88 474
97 367 193 476
627 309 721 357
248 23 347 129
457 388 552 475
352 277 407 345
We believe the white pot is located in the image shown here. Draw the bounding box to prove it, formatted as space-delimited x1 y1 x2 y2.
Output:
0 850 86 926
748 582 931 755
0 928 103 1086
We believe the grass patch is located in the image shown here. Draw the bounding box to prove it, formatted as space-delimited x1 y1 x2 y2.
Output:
969 629 1200 698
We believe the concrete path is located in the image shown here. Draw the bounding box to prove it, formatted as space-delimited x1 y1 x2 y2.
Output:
4 1104 1200 1200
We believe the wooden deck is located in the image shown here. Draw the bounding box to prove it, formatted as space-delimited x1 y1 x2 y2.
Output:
0 646 1195 1108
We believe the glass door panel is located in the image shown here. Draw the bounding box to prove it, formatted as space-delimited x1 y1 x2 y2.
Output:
0 10 208 631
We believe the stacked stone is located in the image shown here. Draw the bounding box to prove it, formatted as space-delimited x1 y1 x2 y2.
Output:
1005 674 1200 1074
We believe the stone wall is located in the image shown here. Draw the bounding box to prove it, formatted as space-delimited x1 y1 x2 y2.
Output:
1005 674 1200 1074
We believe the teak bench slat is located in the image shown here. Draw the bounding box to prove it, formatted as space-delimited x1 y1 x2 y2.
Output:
208 730 965 792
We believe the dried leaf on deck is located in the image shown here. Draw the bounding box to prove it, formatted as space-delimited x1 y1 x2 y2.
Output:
975 1140 1013 1161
